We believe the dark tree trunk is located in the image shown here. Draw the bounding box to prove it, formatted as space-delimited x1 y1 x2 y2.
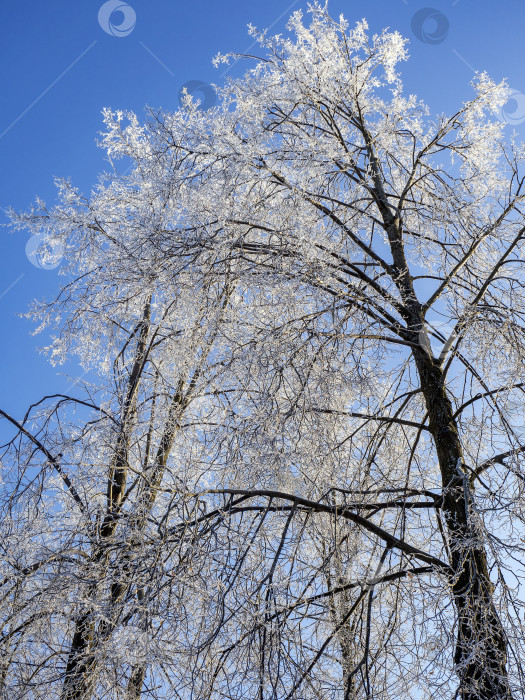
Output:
61 611 97 699
413 346 511 699
364 128 513 693
127 665 146 699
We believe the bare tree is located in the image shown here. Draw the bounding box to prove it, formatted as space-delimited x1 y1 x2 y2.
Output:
3 4 525 698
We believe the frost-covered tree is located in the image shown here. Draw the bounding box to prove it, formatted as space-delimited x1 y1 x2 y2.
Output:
3 4 525 699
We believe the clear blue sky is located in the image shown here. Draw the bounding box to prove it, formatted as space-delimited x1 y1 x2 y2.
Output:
1 0 525 420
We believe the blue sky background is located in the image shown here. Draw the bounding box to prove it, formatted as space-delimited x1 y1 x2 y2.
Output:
1 0 525 422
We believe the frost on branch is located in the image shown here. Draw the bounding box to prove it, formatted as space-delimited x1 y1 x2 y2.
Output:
2 5 525 699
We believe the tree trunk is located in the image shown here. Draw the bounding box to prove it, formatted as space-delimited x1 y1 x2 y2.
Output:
366 131 513 693
61 304 152 699
413 346 511 699
127 665 146 699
